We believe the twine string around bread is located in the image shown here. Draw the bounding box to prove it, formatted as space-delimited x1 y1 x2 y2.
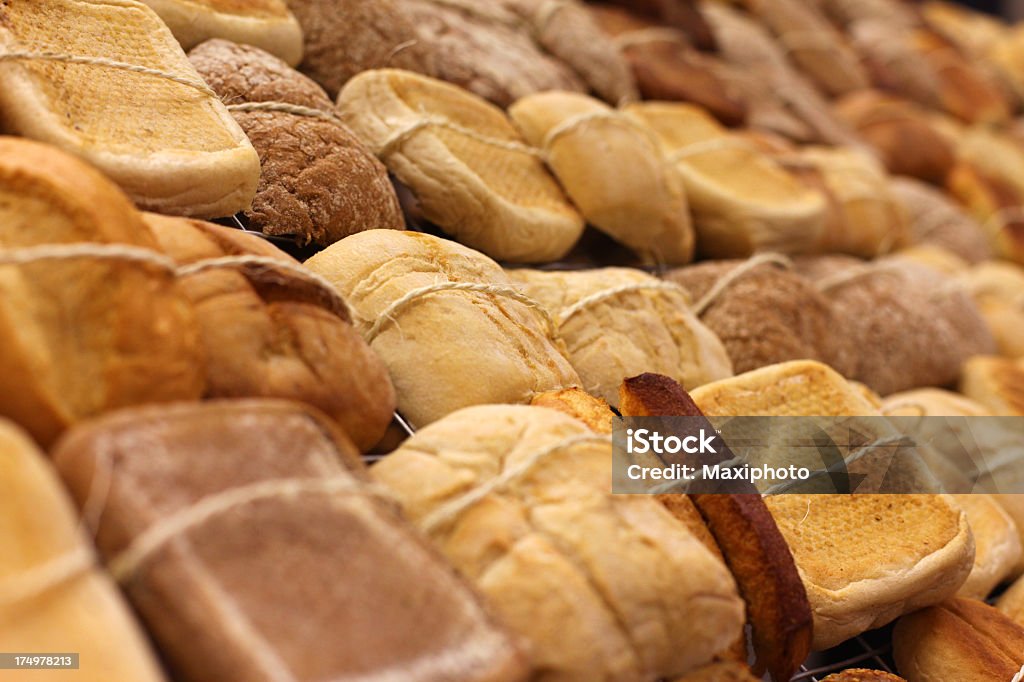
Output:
667 136 756 163
612 28 690 51
375 114 547 160
0 51 218 99
365 281 557 342
226 101 342 124
814 261 907 294
692 252 794 316
421 433 612 533
533 0 571 35
0 545 95 608
557 281 691 326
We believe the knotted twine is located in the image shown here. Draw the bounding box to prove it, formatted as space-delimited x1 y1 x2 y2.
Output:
690 252 795 316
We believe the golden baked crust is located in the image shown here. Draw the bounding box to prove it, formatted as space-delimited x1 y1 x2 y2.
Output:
530 388 614 434
671 661 760 681
820 670 906 682
961 355 1024 416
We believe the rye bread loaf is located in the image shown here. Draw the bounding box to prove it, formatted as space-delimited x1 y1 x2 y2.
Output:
189 40 404 247
0 419 167 682
0 0 260 218
692 361 975 650
52 400 531 682
143 213 396 450
0 138 204 447
511 268 732 405
890 177 992 264
509 91 695 264
338 69 584 263
625 102 826 258
286 0 435 98
798 256 996 395
305 231 580 428
140 0 303 65
373 404 745 681
666 259 852 376
894 598 1024 682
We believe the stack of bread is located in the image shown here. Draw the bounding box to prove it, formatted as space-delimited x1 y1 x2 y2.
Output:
3 0 1024 679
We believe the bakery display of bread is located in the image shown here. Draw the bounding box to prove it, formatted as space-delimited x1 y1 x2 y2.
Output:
894 598 1024 682
188 39 404 247
0 418 168 682
373 403 745 680
0 0 260 218
511 267 731 404
139 0 303 65
52 400 531 682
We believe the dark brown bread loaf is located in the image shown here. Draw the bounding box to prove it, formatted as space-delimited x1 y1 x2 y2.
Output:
189 40 404 247
52 400 532 682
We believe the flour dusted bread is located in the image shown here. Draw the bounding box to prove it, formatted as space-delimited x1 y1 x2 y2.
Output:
0 0 259 218
0 419 167 682
625 102 826 258
305 231 580 428
52 400 531 682
373 404 745 681
140 0 302 64
189 40 404 247
509 92 694 264
144 213 396 450
894 598 1024 682
0 138 204 446
338 70 583 263
511 268 731 406
890 177 992 264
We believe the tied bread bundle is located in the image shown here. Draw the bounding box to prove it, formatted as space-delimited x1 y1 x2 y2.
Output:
0 419 167 682
143 213 397 451
596 0 717 51
957 261 1024 358
511 267 732 406
338 69 584 263
0 0 260 218
691 361 975 650
188 39 405 247
509 91 696 265
51 400 531 682
305 231 580 428
0 138 204 447
372 404 745 680
139 0 303 65
890 177 993 265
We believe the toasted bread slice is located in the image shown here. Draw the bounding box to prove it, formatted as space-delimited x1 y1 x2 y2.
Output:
530 388 614 434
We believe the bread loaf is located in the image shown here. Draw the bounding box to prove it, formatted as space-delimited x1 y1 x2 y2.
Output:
510 92 695 264
849 20 944 110
140 0 303 65
625 102 826 258
667 259 851 376
950 494 1021 599
894 598 1024 682
890 177 992 264
0 419 167 682
530 388 614 434
338 69 584 263
143 213 396 450
821 672 907 682
959 261 1024 357
373 404 745 680
946 161 1024 266
960 355 1024 416
597 0 717 50
511 267 732 405
189 40 404 247
52 400 532 682
997 569 1024 624
0 0 259 218
0 138 204 446
305 231 580 428
817 0 921 29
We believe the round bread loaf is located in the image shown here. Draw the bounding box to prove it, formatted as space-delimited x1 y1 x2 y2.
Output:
890 177 992 264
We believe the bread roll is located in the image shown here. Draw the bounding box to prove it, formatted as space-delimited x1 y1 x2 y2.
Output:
960 355 1024 416
530 388 614 434
139 0 303 65
0 138 204 446
598 0 717 50
143 213 396 450
373 404 745 680
817 0 920 29
997 570 1024 624
305 231 580 427
625 102 826 258
189 40 404 247
52 400 531 682
890 177 992 264
882 388 990 418
0 419 167 682
894 598 1024 682
950 494 1021 599
850 21 944 111
510 91 695 264
0 0 259 218
511 267 731 406
958 261 1024 357
338 69 584 263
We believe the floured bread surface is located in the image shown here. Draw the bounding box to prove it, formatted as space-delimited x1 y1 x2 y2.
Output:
512 268 732 406
0 138 205 446
373 405 745 680
0 419 167 682
0 0 259 218
625 102 825 258
305 231 580 428
510 91 694 264
140 0 303 65
339 69 584 263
